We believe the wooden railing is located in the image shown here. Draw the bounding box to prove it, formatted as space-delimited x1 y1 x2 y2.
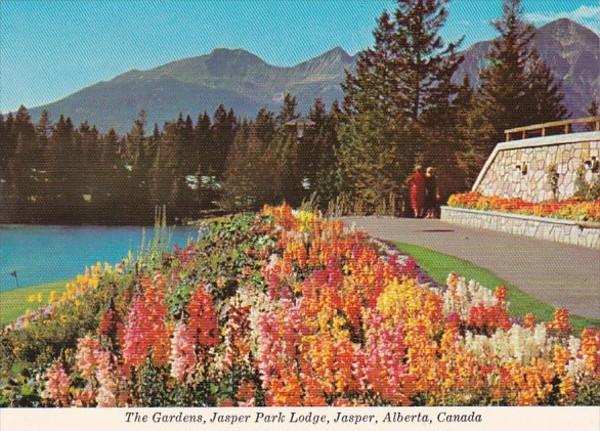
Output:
505 116 600 141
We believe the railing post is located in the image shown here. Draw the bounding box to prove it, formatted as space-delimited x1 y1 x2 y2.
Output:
541 127 545 137
596 121 599 132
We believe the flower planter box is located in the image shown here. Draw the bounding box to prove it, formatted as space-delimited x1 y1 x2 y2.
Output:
441 206 600 249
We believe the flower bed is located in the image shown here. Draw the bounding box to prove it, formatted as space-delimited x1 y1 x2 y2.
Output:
1 205 599 407
447 192 600 223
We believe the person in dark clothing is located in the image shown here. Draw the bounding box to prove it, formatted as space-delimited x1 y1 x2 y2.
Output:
424 166 440 218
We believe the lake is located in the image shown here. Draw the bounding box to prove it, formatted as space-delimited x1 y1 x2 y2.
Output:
0 225 200 292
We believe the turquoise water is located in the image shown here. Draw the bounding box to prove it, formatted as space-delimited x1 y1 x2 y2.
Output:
0 225 199 292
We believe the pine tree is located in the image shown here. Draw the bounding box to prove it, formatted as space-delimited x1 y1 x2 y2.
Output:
276 93 301 125
476 0 567 151
337 109 404 213
0 113 8 221
124 110 147 167
343 0 463 124
220 120 255 210
36 110 52 140
453 75 489 189
586 99 599 131
221 109 280 210
339 0 462 210
122 111 150 222
588 99 599 117
525 52 568 125
273 95 304 205
304 99 341 206
210 105 237 177
6 107 37 220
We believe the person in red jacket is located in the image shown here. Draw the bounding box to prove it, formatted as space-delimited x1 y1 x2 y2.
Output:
408 165 426 218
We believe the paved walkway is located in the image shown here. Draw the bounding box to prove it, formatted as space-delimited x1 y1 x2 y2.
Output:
342 216 600 319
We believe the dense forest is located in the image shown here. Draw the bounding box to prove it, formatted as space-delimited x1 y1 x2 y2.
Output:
0 96 341 224
0 0 584 225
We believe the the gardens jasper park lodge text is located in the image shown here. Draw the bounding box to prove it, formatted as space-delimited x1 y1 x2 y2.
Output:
125 410 483 426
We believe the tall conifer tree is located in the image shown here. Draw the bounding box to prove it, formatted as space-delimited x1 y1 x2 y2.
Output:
476 0 567 151
339 0 462 210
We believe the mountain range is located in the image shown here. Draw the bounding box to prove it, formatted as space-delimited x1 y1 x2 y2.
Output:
27 18 599 133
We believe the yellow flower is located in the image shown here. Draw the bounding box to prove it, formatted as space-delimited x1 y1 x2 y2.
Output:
48 290 58 303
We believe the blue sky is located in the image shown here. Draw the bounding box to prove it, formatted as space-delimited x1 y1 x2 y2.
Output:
1 0 598 113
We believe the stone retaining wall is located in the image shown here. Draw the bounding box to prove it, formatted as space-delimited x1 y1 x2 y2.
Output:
473 132 600 202
441 206 600 249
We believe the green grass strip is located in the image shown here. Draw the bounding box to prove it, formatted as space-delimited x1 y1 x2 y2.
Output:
393 241 600 335
0 280 70 326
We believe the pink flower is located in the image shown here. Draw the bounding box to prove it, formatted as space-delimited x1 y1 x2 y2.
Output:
75 336 101 379
122 275 170 370
44 360 71 406
95 349 117 407
169 322 197 382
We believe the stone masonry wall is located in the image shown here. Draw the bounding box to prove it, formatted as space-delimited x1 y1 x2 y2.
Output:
474 133 600 202
441 206 600 249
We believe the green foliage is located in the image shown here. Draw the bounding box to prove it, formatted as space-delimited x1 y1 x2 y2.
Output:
574 380 600 406
546 163 560 201
574 165 600 201
339 0 470 206
475 0 567 153
0 280 69 326
337 111 407 213
219 96 341 211
0 363 45 407
574 165 590 199
342 0 463 123
0 212 277 406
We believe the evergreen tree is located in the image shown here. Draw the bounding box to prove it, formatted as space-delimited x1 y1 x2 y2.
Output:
148 120 179 215
42 115 75 222
339 0 462 210
210 105 237 177
123 111 150 222
588 99 599 117
220 109 280 210
0 113 8 221
524 52 568 125
343 0 463 124
123 110 147 167
273 95 304 205
476 0 567 151
453 75 489 189
36 110 52 141
194 112 211 174
276 93 300 125
586 99 599 131
337 109 404 213
6 107 37 220
304 99 341 206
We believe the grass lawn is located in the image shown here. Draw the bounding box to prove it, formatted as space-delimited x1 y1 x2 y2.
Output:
0 280 70 326
394 241 600 334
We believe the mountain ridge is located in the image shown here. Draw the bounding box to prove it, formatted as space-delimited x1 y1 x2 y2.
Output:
26 18 599 133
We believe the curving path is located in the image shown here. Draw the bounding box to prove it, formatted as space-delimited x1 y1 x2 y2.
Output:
342 216 600 319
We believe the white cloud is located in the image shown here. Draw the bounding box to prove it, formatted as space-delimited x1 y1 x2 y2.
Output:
525 3 600 35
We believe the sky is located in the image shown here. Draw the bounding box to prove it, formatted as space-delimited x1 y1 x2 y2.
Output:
1 0 599 113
